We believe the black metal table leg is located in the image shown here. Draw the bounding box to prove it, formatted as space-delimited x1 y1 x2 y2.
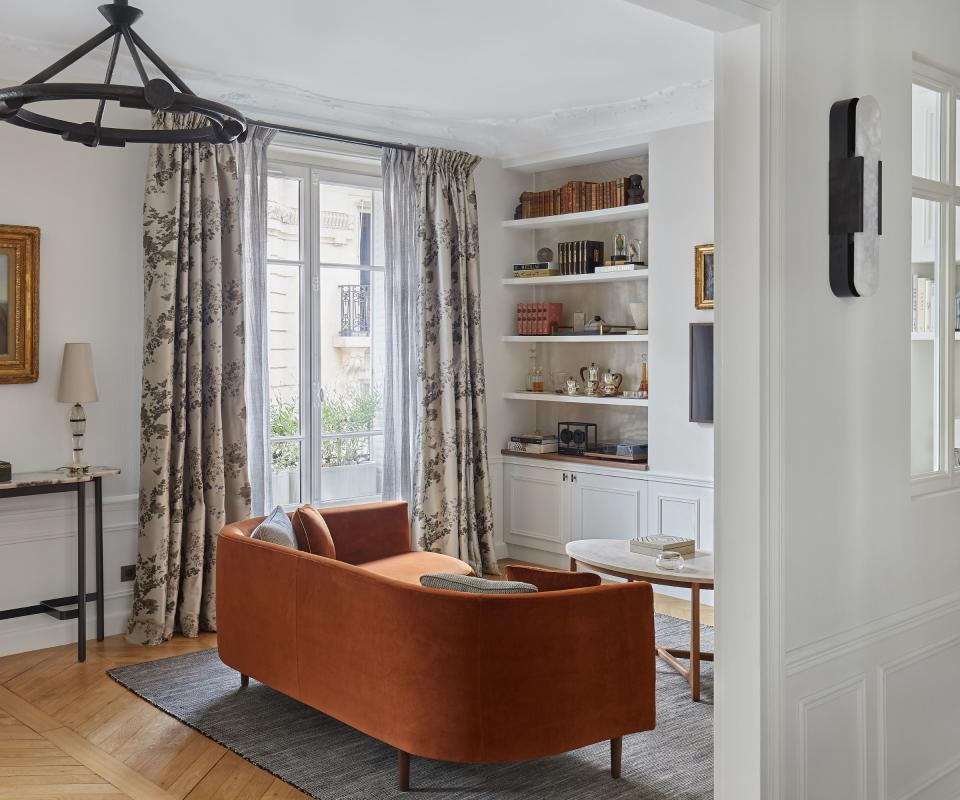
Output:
77 481 86 662
95 477 104 641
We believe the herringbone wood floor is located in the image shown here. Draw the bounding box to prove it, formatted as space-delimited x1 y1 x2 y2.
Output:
0 578 711 799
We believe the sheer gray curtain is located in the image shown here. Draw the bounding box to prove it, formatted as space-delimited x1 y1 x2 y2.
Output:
238 125 277 516
381 148 419 506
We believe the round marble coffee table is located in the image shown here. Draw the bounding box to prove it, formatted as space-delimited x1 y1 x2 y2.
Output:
566 538 714 701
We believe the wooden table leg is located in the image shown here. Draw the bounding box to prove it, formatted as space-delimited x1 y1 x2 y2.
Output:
690 582 701 701
569 557 577 572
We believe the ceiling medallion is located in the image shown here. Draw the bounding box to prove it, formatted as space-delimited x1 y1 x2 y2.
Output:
0 0 247 148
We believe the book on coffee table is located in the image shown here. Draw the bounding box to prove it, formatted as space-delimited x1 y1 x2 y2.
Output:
629 534 696 557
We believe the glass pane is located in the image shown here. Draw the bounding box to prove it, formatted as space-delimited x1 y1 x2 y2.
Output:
910 197 941 475
912 84 942 181
316 183 385 266
954 207 960 469
267 177 301 261
270 440 302 506
268 263 301 439
316 267 384 504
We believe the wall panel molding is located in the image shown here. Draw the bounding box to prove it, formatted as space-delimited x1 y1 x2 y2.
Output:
878 634 960 800
786 590 960 676
796 675 867 800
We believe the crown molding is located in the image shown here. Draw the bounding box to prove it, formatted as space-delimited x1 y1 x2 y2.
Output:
0 33 713 161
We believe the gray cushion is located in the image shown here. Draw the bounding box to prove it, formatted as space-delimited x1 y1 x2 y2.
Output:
250 505 298 549
420 572 537 594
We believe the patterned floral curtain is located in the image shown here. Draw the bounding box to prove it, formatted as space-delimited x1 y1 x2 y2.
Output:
412 148 498 577
127 113 251 646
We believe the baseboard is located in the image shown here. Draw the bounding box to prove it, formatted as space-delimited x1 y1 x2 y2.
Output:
0 592 133 658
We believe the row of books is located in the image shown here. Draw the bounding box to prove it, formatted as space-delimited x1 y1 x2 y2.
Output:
559 240 605 275
520 178 631 219
516 303 563 336
912 275 936 333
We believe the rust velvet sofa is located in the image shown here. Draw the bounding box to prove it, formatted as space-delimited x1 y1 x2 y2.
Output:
217 501 657 790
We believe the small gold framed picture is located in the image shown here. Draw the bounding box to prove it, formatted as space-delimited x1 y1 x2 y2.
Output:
694 243 715 310
0 225 40 384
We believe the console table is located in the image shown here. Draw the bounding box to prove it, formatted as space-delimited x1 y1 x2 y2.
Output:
0 467 121 662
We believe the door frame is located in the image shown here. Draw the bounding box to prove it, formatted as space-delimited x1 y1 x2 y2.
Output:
627 0 788 796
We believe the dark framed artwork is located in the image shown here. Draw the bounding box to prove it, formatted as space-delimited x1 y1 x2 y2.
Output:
0 225 40 384
690 322 714 423
695 243 715 309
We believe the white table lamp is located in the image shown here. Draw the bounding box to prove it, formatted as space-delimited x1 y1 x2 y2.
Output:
57 343 98 474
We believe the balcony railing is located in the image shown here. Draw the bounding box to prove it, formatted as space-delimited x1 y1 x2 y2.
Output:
340 285 370 337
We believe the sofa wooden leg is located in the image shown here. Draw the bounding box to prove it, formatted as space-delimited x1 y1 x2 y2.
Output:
240 673 249 688
398 750 410 791
611 736 622 779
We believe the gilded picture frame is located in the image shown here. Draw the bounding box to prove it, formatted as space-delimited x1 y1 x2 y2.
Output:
694 243 715 310
0 225 40 383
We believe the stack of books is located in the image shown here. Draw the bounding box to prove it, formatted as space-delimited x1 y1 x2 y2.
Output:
912 274 936 334
518 178 632 219
629 534 696 557
558 241 604 275
507 433 558 454
512 262 560 278
516 303 563 335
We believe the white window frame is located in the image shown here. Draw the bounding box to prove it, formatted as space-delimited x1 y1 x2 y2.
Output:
911 60 959 496
267 150 386 508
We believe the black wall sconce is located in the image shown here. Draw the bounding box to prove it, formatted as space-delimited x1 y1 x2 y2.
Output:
829 96 882 298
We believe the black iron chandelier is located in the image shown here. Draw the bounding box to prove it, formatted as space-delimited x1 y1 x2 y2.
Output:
0 0 247 148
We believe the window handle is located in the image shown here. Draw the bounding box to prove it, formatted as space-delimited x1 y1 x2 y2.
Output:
313 383 325 407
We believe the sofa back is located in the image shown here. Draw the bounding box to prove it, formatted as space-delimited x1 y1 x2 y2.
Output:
220 500 411 563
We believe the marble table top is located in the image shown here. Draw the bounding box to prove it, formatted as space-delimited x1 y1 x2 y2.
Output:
0 467 121 490
566 538 715 586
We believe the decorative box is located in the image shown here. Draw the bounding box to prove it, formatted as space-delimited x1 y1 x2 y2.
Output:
0 461 10 482
557 422 597 456
516 303 563 336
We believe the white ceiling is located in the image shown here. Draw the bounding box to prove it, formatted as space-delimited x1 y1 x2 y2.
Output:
0 0 714 158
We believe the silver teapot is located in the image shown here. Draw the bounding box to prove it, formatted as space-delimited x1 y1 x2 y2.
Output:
579 363 602 396
600 370 623 396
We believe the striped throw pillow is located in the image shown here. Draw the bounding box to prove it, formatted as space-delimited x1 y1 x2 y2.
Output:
420 573 537 594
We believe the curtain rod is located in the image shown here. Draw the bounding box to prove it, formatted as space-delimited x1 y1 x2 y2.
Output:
248 118 416 153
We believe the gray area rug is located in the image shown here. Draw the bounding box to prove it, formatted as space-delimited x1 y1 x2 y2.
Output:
109 614 713 799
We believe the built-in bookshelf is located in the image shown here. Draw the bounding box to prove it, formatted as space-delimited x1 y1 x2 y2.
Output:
498 151 652 472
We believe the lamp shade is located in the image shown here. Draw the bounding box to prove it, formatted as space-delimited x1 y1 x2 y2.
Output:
57 343 98 404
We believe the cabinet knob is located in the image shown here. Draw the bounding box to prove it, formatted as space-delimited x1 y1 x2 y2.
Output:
562 473 567 481
571 474 577 483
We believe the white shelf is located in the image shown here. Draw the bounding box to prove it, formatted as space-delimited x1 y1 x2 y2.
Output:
502 269 648 287
502 334 647 343
502 203 649 231
911 332 960 340
504 392 649 407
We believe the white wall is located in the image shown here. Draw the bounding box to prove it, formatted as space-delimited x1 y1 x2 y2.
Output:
0 116 145 655
754 1 960 797
474 158 535 557
649 122 715 480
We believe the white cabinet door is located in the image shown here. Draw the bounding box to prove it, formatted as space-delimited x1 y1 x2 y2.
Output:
503 463 569 554
645 480 714 552
569 471 647 543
